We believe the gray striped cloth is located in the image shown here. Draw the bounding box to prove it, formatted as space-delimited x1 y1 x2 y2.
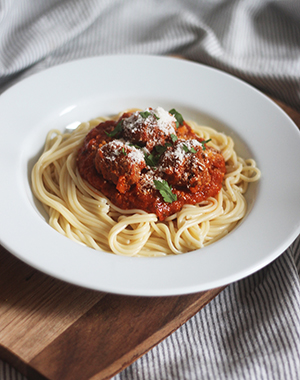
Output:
1 1 300 379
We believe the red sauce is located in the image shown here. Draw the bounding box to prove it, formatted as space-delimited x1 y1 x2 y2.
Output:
77 108 226 221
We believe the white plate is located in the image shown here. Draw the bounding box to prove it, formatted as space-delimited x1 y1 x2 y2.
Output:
0 55 300 296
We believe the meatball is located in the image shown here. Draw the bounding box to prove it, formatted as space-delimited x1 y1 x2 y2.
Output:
95 140 146 194
159 139 214 193
82 119 117 148
120 107 177 151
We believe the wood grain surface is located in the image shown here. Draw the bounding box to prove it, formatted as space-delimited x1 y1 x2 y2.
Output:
0 244 225 380
0 96 299 380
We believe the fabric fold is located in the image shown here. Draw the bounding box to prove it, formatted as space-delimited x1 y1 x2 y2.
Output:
0 1 300 379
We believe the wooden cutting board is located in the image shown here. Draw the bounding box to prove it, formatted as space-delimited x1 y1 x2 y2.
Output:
0 97 299 380
0 244 225 380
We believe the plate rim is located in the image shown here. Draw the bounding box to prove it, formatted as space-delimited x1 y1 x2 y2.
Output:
0 54 300 296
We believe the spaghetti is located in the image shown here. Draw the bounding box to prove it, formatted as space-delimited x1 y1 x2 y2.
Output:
31 107 261 256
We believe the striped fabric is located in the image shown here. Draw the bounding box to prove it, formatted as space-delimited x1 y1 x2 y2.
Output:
1 0 300 110
0 1 300 379
115 235 300 380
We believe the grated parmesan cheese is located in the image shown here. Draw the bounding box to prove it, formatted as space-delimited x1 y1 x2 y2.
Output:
126 143 145 164
122 107 176 136
161 139 202 166
99 139 144 164
154 107 176 135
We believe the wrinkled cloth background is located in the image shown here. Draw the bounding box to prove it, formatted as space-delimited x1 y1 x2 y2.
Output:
1 0 300 379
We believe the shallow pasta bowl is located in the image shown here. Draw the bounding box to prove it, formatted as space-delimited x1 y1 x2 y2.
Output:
0 55 300 296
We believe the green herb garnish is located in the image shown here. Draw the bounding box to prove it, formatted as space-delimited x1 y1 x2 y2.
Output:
129 143 144 149
154 145 167 155
200 139 212 151
144 142 172 167
170 133 178 143
105 121 123 137
169 108 184 128
121 147 127 156
139 111 151 118
154 143 172 155
183 144 197 154
139 111 159 120
154 179 177 203
144 153 160 167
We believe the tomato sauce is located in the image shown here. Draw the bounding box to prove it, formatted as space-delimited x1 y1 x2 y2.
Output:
77 108 226 221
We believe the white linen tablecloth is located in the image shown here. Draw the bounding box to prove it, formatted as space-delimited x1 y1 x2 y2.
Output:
1 1 300 379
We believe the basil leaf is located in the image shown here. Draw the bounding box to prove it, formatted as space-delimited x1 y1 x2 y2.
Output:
183 144 197 154
169 108 184 127
140 111 159 120
170 133 178 143
105 121 123 137
154 179 177 203
144 153 160 167
139 111 152 118
182 144 189 153
200 139 212 151
129 143 143 149
154 144 171 155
